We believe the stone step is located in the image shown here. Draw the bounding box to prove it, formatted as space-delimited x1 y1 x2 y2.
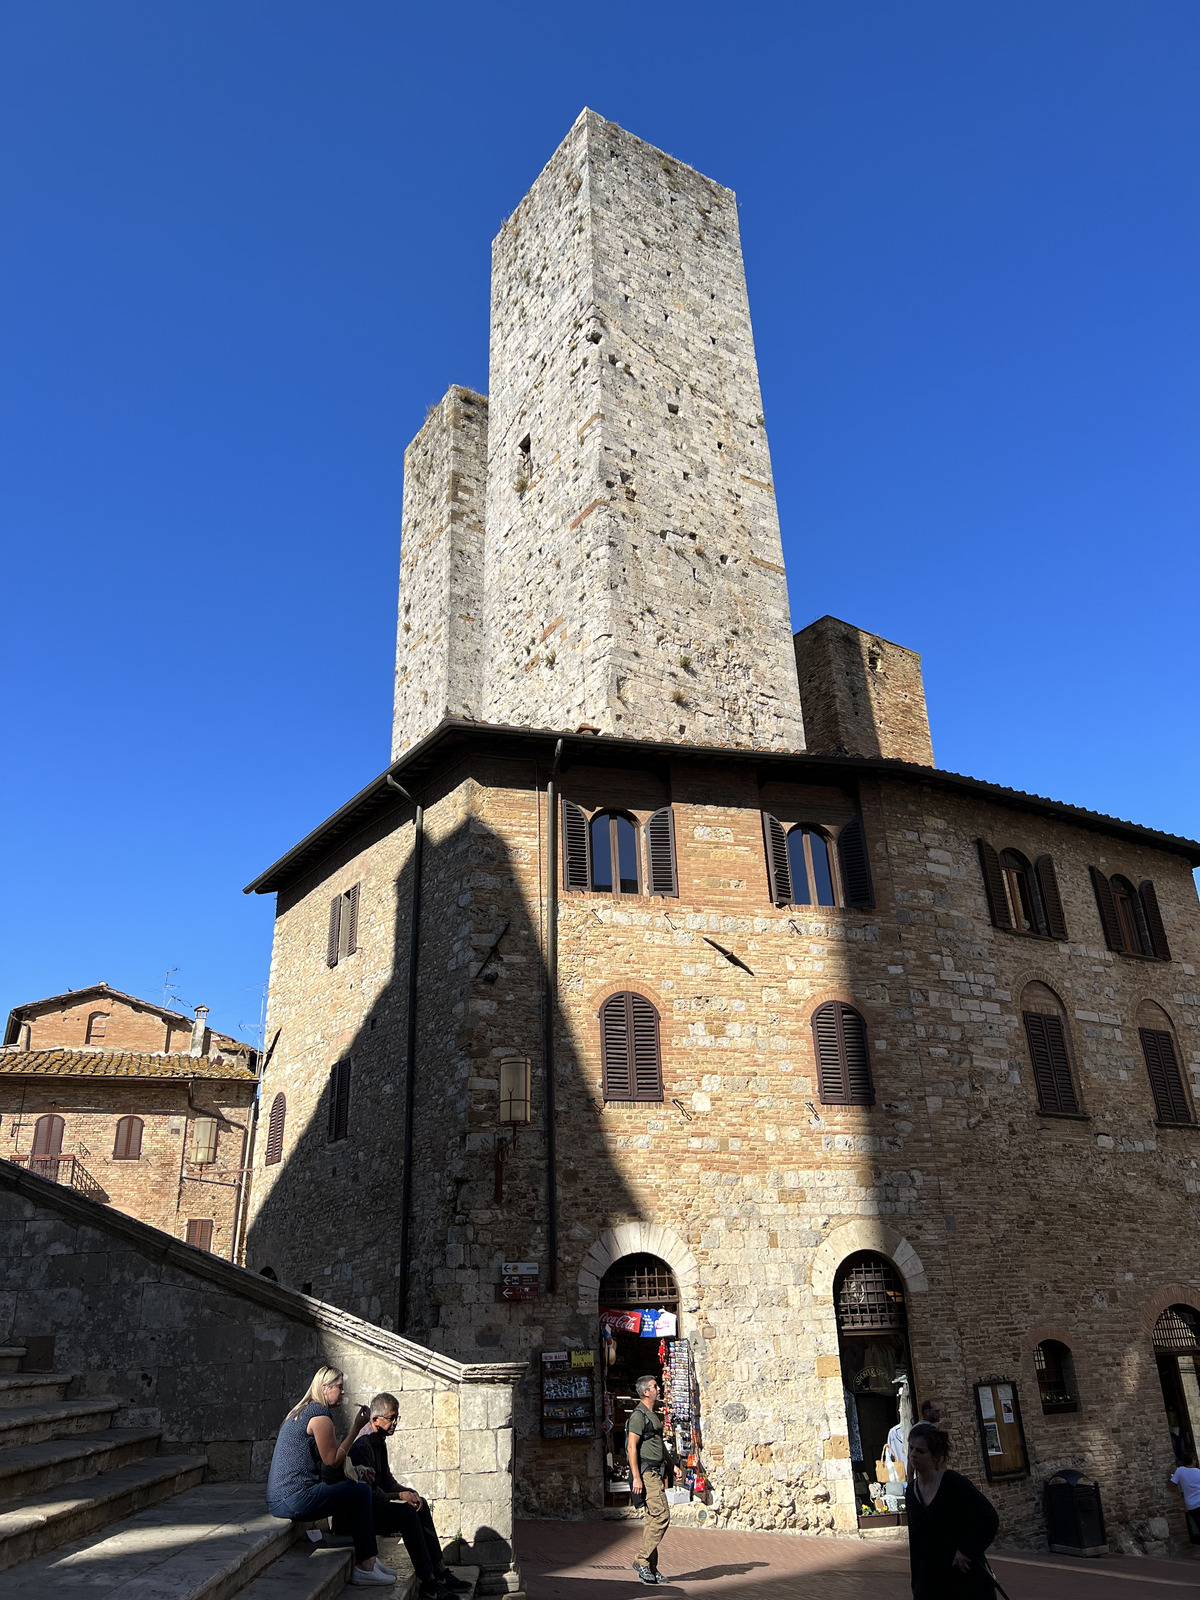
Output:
0 1428 162 1504
0 1398 119 1451
236 1542 353 1600
0 1356 24 1377
0 1452 206 1571
0 1482 289 1600
0 1377 71 1411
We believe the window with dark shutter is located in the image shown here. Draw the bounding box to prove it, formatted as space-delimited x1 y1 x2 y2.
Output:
812 1003 874 1106
327 895 342 967
344 883 359 957
600 992 662 1102
837 816 874 908
113 1115 144 1161
185 1218 214 1252
999 849 1042 933
788 827 836 906
645 807 678 897
561 799 591 891
1140 881 1171 961
591 812 641 895
265 1093 286 1165
977 840 1014 930
762 813 792 905
32 1114 64 1158
1141 1028 1192 1124
1089 867 1124 952
327 1059 352 1142
1035 857 1068 941
1111 875 1151 955
1023 1012 1079 1115
326 885 362 966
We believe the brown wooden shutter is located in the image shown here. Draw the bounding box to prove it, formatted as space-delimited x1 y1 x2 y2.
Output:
32 1114 64 1157
1023 1013 1078 1115
763 813 792 905
1139 881 1171 961
841 1008 874 1105
328 1059 351 1141
186 1219 214 1251
1035 857 1068 941
265 1093 286 1165
812 1003 873 1106
344 884 360 956
1089 867 1124 952
600 994 632 1100
976 840 1012 930
113 1115 144 1160
645 807 678 897
562 800 591 890
326 895 342 967
630 994 663 1101
837 816 874 908
1141 1028 1191 1124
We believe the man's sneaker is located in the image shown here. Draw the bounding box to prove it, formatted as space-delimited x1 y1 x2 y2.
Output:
651 1572 670 1584
351 1567 396 1586
374 1562 397 1579
635 1564 657 1584
438 1574 472 1593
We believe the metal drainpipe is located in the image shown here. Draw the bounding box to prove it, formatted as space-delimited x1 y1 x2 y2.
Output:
389 773 424 1335
545 739 563 1294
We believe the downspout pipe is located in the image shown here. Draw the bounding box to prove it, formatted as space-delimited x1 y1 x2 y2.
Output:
389 773 424 1335
545 739 563 1294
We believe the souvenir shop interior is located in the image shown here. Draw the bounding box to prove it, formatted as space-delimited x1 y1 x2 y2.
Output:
835 1252 914 1525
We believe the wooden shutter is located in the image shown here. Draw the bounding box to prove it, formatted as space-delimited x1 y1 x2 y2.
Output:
326 895 342 967
600 994 632 1100
344 884 360 956
837 816 874 908
1089 867 1124 952
1141 1028 1191 1124
265 1093 286 1165
1140 881 1171 961
113 1115 143 1160
32 1114 64 1158
977 840 1012 930
630 994 663 1100
186 1219 214 1252
328 1059 351 1142
1023 1013 1078 1115
562 800 591 890
763 813 792 905
1035 857 1068 941
813 1003 873 1106
645 807 678 897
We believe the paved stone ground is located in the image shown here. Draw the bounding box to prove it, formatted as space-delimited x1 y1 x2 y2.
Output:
516 1518 1200 1600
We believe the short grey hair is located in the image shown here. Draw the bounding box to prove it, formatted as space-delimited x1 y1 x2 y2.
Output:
635 1375 658 1397
370 1391 400 1418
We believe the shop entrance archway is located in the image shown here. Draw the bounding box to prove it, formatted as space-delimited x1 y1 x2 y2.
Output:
834 1252 915 1523
1154 1304 1200 1465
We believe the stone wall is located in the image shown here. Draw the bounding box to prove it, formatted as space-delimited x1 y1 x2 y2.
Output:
0 1158 523 1592
793 616 934 764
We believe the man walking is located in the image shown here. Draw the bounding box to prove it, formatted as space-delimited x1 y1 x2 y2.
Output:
627 1375 670 1584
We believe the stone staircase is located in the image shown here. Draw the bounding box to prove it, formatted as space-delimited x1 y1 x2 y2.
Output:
0 1357 478 1600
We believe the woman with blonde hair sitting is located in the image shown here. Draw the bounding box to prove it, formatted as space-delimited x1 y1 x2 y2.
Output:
267 1366 394 1586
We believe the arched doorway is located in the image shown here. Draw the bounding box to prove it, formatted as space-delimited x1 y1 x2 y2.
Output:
598 1253 689 1508
835 1252 915 1522
1154 1304 1200 1465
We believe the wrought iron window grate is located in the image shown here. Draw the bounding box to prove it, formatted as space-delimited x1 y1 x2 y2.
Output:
835 1255 906 1332
599 1254 679 1307
1154 1305 1200 1353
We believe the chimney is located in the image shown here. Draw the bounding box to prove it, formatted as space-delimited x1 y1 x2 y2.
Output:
190 1006 209 1058
17 1021 31 1052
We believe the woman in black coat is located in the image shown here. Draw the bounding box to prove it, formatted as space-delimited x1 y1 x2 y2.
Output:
905 1422 1000 1598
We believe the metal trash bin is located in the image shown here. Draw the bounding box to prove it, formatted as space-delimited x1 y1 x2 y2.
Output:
1044 1470 1107 1557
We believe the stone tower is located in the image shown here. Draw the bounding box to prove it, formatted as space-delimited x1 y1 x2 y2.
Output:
392 110 806 756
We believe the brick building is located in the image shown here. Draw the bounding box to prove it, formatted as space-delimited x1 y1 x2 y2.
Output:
242 112 1200 1554
2 984 258 1257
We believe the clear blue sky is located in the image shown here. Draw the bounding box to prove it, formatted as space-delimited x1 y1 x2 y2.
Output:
3 2 1197 1043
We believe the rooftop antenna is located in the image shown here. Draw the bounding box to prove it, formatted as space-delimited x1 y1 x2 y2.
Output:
160 968 182 1010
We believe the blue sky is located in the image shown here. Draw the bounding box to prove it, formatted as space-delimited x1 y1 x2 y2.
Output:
2 1 1197 1042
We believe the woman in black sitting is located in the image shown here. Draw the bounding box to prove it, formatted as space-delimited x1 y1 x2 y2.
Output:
905 1421 999 1597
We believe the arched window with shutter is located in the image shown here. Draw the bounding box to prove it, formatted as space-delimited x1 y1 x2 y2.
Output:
599 992 663 1102
85 1010 108 1044
590 812 641 895
1021 982 1079 1115
113 1115 143 1161
786 827 835 906
265 1092 286 1165
765 814 873 909
998 850 1042 933
979 841 1065 939
812 1003 874 1106
32 1114 64 1159
1138 1002 1192 1125
836 816 874 908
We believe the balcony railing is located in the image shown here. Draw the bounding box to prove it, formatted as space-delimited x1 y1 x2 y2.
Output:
17 1154 108 1204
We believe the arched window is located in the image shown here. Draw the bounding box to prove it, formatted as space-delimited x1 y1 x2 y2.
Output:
999 850 1040 934
1153 1304 1200 1465
1138 1002 1192 1125
32 1114 64 1159
561 802 677 898
85 1011 108 1044
590 812 640 895
977 842 1067 939
192 1117 218 1166
1035 1340 1079 1413
599 992 662 1102
1111 876 1149 955
113 1115 143 1161
1090 868 1170 959
812 1002 873 1106
259 1265 278 1281
787 827 835 907
1021 982 1079 1115
265 1092 286 1165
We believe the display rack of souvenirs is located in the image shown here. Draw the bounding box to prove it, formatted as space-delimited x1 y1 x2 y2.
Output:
540 1349 596 1439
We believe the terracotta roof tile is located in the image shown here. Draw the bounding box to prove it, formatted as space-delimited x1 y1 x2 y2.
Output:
0 1048 258 1082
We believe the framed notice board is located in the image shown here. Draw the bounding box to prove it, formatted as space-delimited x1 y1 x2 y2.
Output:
540 1349 596 1440
974 1379 1029 1481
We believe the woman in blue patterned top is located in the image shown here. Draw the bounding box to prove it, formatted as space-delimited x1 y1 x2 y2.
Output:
267 1365 394 1586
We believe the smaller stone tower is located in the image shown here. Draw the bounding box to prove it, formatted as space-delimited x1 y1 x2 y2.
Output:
793 615 933 764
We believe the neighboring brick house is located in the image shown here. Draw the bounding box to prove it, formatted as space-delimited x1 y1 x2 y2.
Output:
1 984 259 1258
241 111 1200 1556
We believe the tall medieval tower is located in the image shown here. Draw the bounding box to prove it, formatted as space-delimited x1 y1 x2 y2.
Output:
392 110 806 757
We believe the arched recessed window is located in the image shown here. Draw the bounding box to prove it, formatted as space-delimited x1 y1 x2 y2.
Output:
1153 1304 1200 1465
192 1117 218 1166
265 1093 286 1165
1035 1340 1079 1413
599 992 662 1102
787 827 835 907
259 1265 278 1281
1021 982 1079 1115
562 802 676 897
590 812 640 895
999 850 1041 934
32 1114 64 1159
812 1003 874 1106
1111 876 1149 956
763 813 873 909
85 1011 108 1044
1090 868 1170 959
113 1115 143 1161
977 842 1067 939
1138 1002 1192 1126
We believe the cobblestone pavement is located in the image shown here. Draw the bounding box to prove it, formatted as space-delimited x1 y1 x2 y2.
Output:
516 1518 1200 1600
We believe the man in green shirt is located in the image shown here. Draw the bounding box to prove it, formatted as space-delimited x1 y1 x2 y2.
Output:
627 1374 670 1583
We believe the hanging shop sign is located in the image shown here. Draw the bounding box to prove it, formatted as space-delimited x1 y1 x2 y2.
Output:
974 1378 1029 1481
497 1261 539 1301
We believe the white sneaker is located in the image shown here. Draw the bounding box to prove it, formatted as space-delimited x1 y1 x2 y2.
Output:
374 1562 397 1579
351 1566 396 1585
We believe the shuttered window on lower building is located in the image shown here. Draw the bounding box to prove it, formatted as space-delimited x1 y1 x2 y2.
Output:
837 816 874 908
562 799 591 890
1022 1012 1079 1115
600 992 663 1102
265 1092 286 1165
185 1219 214 1252
326 884 361 968
812 1002 874 1106
328 1059 352 1141
113 1115 143 1161
1141 1028 1192 1125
